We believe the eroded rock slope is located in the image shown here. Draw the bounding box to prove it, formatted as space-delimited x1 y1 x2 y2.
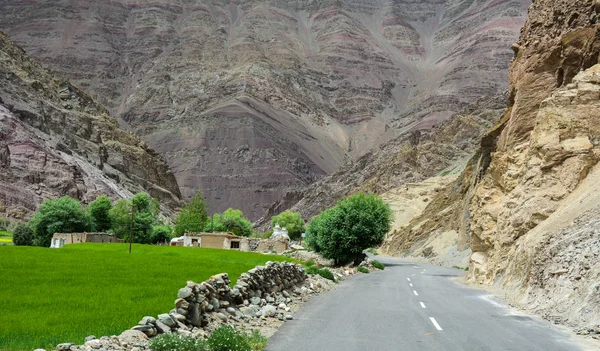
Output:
0 31 182 219
381 0 600 329
0 0 528 219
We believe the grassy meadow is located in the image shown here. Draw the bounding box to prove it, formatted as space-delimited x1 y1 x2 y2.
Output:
0 230 12 245
0 244 291 351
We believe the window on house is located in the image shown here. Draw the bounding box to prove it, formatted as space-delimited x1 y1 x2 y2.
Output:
230 241 240 249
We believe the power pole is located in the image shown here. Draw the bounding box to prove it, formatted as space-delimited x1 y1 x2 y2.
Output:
129 198 135 254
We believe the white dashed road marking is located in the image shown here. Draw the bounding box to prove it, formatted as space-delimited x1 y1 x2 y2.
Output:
420 302 426 309
430 317 443 331
413 290 419 296
410 283 413 287
407 278 411 282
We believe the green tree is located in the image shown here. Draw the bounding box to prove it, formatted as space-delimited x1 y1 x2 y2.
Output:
174 191 208 236
308 193 391 265
205 208 253 237
151 225 172 244
108 193 158 244
271 210 305 240
86 195 113 232
12 224 34 246
30 196 92 247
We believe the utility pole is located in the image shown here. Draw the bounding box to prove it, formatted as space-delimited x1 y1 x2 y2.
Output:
129 198 135 254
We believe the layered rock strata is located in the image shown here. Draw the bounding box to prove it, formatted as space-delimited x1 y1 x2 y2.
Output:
0 31 182 218
381 0 600 329
0 0 528 219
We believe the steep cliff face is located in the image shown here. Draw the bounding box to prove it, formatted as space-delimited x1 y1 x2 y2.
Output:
0 0 528 219
0 31 182 219
382 0 600 329
256 96 505 228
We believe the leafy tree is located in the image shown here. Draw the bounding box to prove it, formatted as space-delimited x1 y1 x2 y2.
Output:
12 224 34 246
86 195 113 232
205 208 253 237
174 191 208 236
308 193 391 265
30 196 92 247
151 225 172 244
271 210 305 240
108 193 158 244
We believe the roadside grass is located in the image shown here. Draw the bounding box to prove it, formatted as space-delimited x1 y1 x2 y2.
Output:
0 244 291 351
0 230 13 246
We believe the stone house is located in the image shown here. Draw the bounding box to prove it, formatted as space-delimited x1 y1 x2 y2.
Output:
170 232 289 253
50 233 120 248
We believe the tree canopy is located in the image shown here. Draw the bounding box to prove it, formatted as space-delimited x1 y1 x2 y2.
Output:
174 191 208 236
109 192 159 244
205 208 253 237
86 195 113 232
30 196 92 247
306 193 391 265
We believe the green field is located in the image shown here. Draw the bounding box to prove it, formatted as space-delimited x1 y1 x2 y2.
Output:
0 230 12 245
0 244 291 351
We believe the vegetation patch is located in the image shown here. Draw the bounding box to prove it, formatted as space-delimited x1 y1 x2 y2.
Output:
357 266 370 274
305 266 335 281
0 244 288 351
150 327 267 351
371 260 385 270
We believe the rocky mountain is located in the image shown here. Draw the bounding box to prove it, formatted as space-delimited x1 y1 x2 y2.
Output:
381 0 600 330
255 95 506 228
0 31 182 219
0 0 528 219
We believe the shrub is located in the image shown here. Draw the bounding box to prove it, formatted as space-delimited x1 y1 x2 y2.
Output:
30 196 92 247
371 260 385 270
357 266 370 274
205 209 253 237
207 326 251 351
309 193 391 265
271 210 305 240
246 330 268 351
151 225 172 244
305 266 335 281
86 195 113 232
174 191 208 237
12 224 33 246
150 333 207 351
366 248 379 256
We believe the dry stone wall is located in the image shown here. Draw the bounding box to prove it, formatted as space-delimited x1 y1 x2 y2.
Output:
132 261 306 338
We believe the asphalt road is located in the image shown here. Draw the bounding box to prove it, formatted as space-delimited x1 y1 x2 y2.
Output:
267 257 584 351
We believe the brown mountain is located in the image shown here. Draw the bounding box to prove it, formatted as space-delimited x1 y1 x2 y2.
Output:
381 0 600 330
0 0 528 219
0 31 182 219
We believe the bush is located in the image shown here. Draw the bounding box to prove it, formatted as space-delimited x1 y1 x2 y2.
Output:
305 266 335 281
150 333 207 351
207 326 251 351
30 196 92 247
86 195 113 232
245 330 268 351
151 225 172 244
271 210 305 240
205 209 253 237
12 224 33 246
308 193 391 265
357 266 370 274
174 191 208 237
371 260 385 270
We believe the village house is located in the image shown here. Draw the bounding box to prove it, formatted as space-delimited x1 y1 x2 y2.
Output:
50 233 121 248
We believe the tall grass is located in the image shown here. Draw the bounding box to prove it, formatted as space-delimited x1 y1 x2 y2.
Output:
0 230 12 246
0 244 288 351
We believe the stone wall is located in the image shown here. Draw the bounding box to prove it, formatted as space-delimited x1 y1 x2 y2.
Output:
50 233 119 248
130 261 306 338
240 238 288 254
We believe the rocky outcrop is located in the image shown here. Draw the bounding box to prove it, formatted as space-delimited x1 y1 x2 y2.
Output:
257 96 506 228
0 0 528 219
381 0 600 329
0 31 182 218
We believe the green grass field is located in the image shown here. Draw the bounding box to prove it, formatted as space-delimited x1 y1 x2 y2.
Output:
0 230 12 245
0 244 291 351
